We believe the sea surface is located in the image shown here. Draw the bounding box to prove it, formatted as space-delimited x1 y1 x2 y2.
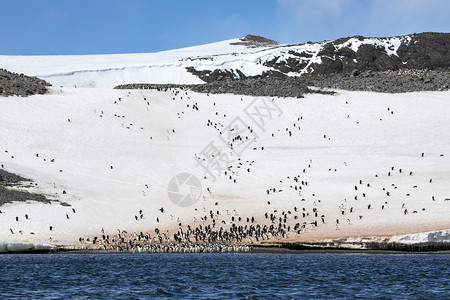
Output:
0 253 448 299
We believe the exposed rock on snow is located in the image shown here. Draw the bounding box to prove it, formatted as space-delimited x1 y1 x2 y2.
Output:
1 32 448 89
185 66 251 83
115 75 334 98
0 69 51 97
305 69 450 93
118 68 450 95
0 169 51 206
229 34 280 48
179 32 450 93
273 32 450 76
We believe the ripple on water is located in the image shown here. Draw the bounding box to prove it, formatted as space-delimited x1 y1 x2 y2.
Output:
0 253 448 299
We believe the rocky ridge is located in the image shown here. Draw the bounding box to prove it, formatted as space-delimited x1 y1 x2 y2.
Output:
229 34 280 48
116 69 449 96
305 69 450 93
186 32 450 81
0 69 51 97
176 32 450 96
303 32 450 75
115 76 333 98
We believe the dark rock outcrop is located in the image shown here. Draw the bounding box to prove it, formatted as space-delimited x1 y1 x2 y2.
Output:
185 67 247 83
230 34 280 48
0 69 51 97
304 32 450 75
121 32 450 95
115 76 333 98
305 69 450 93
117 68 449 95
397 32 450 70
0 169 51 206
227 32 450 77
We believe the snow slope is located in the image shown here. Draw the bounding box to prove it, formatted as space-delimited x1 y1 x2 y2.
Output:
0 34 415 89
0 38 278 88
0 36 449 247
0 87 449 245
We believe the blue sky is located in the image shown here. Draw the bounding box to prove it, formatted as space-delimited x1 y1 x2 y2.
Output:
1 0 449 55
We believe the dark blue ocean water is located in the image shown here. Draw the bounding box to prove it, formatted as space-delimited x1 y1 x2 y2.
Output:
0 253 448 299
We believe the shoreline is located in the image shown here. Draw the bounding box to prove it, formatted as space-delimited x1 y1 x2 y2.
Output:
1 240 449 254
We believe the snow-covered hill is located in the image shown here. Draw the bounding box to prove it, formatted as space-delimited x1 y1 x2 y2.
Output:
0 34 449 250
1 33 449 89
0 37 268 88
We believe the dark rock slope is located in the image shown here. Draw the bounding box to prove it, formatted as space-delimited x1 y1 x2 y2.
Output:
179 32 450 95
117 68 449 96
306 69 450 93
0 69 51 97
116 76 333 98
186 32 450 81
304 32 450 75
0 169 50 206
229 34 280 48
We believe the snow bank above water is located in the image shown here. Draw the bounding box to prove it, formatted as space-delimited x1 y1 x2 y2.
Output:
0 242 56 253
390 230 450 244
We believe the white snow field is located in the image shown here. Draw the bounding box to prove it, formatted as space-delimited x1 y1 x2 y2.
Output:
0 37 449 249
0 38 273 88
